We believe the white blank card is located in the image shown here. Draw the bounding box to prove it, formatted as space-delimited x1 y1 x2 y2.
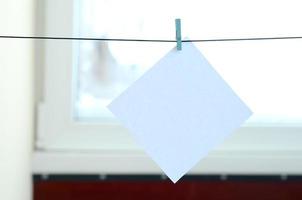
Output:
108 41 252 183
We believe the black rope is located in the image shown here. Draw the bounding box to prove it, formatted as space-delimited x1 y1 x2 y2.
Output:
1 35 302 42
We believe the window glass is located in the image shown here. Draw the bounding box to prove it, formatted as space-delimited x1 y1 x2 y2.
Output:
74 0 302 124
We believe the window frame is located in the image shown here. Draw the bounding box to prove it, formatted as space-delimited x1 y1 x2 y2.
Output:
34 0 302 175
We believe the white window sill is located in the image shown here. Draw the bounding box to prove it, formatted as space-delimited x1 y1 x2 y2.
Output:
33 126 302 174
32 148 302 175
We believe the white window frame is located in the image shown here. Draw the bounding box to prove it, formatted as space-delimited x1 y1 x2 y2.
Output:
33 0 302 175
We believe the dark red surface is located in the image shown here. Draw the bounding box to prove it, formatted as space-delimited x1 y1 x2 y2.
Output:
34 180 302 200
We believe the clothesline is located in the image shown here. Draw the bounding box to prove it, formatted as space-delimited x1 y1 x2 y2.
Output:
1 35 302 42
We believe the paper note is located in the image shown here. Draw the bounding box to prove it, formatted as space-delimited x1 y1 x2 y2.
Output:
108 41 252 183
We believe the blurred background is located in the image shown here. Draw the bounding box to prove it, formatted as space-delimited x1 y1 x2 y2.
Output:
1 0 302 199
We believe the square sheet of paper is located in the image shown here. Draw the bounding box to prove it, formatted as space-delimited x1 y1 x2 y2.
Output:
108 42 252 183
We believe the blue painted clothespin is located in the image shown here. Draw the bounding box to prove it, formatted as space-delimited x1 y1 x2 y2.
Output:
175 18 182 50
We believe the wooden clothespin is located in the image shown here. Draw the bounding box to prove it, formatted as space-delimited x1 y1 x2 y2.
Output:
175 18 182 50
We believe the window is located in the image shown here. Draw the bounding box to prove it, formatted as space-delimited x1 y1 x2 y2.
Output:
34 0 302 174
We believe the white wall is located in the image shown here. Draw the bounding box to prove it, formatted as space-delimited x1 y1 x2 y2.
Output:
0 0 35 200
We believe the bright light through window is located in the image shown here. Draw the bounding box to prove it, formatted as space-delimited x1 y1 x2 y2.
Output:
74 0 302 125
